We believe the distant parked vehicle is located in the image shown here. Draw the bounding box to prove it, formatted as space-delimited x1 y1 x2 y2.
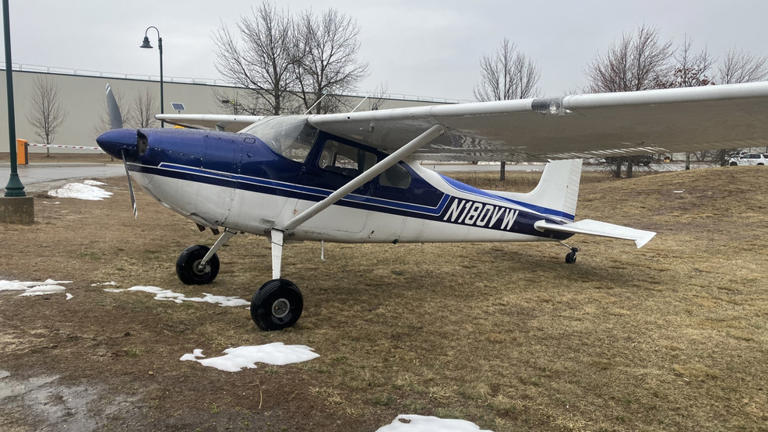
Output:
728 153 767 166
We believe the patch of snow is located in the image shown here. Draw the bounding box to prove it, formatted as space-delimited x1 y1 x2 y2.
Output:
0 370 9 379
91 281 118 287
179 349 205 362
180 343 319 372
186 293 250 307
48 182 112 200
376 415 492 432
0 279 72 298
83 180 107 186
105 285 249 307
673 190 685 193
19 285 67 296
66 293 73 300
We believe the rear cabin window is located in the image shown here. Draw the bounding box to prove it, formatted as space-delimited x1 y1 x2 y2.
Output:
379 163 411 189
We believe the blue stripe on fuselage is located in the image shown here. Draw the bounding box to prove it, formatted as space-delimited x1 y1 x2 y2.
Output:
129 162 569 238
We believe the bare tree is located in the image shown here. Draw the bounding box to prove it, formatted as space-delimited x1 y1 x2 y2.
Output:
718 48 768 84
475 39 540 180
656 36 714 88
587 25 672 177
368 82 389 111
132 88 158 128
293 8 368 114
27 77 66 157
214 2 296 115
474 39 540 102
587 25 673 93
212 88 268 115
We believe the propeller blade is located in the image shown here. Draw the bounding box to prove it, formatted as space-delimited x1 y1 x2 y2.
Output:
121 150 138 219
106 83 123 129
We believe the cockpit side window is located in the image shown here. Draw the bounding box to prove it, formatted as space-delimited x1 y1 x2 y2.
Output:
318 139 377 177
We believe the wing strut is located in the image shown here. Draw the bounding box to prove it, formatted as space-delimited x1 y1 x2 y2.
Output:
280 124 445 232
267 124 443 280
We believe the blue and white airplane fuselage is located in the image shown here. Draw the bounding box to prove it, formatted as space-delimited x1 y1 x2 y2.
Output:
98 127 574 245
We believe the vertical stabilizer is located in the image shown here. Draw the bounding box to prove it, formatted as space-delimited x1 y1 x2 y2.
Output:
493 159 582 220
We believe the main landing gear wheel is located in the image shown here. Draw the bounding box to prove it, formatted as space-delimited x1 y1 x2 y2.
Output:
176 245 220 285
565 247 579 264
251 279 303 331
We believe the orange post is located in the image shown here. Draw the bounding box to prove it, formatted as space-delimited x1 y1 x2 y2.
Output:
15 139 27 165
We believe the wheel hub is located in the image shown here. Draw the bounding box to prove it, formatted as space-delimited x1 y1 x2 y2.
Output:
271 298 290 318
193 260 210 275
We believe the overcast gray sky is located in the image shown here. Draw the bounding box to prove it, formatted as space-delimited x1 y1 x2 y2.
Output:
4 1 767 101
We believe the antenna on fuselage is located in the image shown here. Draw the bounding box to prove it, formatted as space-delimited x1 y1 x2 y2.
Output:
303 94 327 115
350 96 369 113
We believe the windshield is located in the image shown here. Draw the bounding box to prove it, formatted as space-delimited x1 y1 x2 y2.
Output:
241 116 317 162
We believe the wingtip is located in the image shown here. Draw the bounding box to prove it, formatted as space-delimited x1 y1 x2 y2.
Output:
634 231 657 248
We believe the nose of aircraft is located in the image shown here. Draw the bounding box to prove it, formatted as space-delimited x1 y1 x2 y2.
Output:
96 128 138 160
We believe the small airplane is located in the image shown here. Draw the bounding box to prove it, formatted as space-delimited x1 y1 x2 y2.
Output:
96 82 768 331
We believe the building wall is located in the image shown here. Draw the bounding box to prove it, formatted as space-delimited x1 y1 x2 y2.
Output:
0 70 444 153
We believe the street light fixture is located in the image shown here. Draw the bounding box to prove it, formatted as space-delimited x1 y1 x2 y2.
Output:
140 26 164 127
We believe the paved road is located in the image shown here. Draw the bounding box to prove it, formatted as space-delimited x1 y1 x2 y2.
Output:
0 163 125 193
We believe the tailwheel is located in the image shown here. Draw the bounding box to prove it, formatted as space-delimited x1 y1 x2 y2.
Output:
251 279 303 331
565 247 578 264
176 245 220 285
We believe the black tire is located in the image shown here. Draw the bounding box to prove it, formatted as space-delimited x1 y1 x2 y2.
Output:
729 162 738 166
176 245 220 285
565 251 577 264
251 279 303 331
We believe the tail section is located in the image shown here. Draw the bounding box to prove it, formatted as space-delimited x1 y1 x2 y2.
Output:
493 159 582 220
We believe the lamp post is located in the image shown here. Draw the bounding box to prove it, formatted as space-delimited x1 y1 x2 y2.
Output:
3 0 25 197
140 26 164 127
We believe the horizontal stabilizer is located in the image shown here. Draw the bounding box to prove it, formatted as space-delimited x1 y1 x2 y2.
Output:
534 219 656 248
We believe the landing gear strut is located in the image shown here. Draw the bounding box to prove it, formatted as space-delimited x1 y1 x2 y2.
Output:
249 229 304 331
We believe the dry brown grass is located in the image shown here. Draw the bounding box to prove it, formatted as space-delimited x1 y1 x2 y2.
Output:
1 167 767 431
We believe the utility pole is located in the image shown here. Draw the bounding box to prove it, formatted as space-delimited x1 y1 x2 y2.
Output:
0 0 33 224
3 0 24 197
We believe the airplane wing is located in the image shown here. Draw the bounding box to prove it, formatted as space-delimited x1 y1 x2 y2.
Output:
155 114 262 132
308 82 768 161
